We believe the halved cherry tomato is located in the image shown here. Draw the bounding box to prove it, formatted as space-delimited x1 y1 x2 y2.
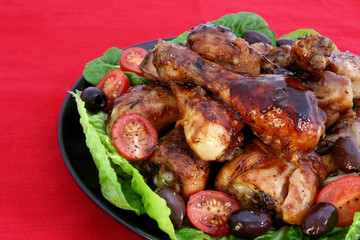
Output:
96 69 130 111
187 190 241 236
356 108 360 118
316 175 360 226
120 47 148 76
112 113 158 161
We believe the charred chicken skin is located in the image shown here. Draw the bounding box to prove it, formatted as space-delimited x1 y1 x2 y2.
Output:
152 39 326 154
106 84 179 136
142 128 210 200
170 83 244 162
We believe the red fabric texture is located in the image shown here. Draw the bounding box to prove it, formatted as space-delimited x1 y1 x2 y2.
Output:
1 0 360 239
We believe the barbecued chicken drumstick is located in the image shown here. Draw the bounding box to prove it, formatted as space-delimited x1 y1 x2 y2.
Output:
170 83 244 162
106 84 179 136
186 24 262 75
142 128 210 200
152 40 326 154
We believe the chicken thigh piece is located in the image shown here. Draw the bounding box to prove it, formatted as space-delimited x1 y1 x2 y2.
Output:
142 128 210 200
326 51 360 104
171 83 244 162
152 40 326 154
106 84 179 136
215 139 336 225
215 139 295 216
186 24 262 75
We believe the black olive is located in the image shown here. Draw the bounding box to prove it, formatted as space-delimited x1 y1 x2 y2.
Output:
245 30 271 45
157 188 186 229
276 38 295 47
332 137 360 173
315 140 334 156
227 208 272 238
80 87 107 113
302 202 338 237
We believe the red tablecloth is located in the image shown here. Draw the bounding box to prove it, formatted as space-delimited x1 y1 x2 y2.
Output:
1 0 360 239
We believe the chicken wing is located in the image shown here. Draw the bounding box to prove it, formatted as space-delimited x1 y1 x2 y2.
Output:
171 83 244 162
152 40 326 154
186 24 262 75
142 128 210 200
106 84 179 135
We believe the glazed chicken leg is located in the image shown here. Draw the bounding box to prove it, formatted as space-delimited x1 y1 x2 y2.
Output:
152 40 326 154
142 128 210 200
171 83 244 162
107 84 179 136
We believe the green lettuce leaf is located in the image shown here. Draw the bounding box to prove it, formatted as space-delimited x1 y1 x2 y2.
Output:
71 90 177 240
279 29 321 41
124 71 149 86
175 226 304 240
71 90 141 213
345 212 360 240
83 47 149 86
83 47 123 85
170 12 276 46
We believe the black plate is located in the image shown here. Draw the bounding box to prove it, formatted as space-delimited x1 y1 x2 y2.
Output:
58 38 174 240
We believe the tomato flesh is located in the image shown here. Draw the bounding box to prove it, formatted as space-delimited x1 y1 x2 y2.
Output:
120 47 148 76
187 190 241 236
316 175 360 226
96 69 130 111
112 113 158 161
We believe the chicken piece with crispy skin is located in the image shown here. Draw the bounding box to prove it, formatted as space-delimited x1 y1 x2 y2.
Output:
326 51 360 105
325 110 360 146
290 34 333 74
261 45 293 74
281 151 336 224
303 71 353 128
142 128 210 200
215 140 295 216
106 84 179 136
139 49 160 81
186 24 262 75
250 42 273 55
215 139 336 225
170 83 244 162
152 40 326 154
